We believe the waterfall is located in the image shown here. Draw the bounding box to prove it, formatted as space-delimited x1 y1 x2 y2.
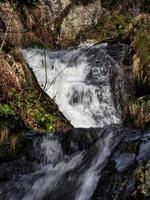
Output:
0 126 123 200
22 43 124 128
0 43 127 200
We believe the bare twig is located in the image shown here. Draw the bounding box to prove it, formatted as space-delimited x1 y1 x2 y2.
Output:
43 49 48 91
46 67 67 92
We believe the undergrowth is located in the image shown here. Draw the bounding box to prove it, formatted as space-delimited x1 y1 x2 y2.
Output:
0 88 59 132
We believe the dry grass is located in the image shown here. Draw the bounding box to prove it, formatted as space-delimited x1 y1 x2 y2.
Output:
0 128 17 150
10 136 17 150
127 99 150 127
0 128 9 143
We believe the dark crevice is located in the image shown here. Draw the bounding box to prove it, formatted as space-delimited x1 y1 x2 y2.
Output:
71 0 95 6
134 81 150 97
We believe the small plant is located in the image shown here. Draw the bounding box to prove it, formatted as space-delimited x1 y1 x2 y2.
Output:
0 104 15 117
35 109 57 132
6 89 59 132
126 95 150 127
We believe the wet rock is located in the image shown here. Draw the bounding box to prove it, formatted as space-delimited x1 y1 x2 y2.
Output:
0 126 149 200
138 141 150 164
113 153 135 172
92 129 150 200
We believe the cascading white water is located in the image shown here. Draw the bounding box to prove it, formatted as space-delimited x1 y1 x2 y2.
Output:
22 43 123 128
0 43 126 200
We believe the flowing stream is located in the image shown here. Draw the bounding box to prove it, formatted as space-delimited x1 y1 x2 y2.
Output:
0 43 128 200
22 43 125 128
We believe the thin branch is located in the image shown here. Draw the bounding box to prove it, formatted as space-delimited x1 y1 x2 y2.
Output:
43 49 48 91
46 67 67 92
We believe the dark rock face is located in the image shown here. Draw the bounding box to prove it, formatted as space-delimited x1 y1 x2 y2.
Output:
92 129 150 200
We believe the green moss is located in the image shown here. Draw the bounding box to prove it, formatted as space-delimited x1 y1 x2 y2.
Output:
106 15 130 35
134 34 150 66
0 104 15 117
87 14 131 41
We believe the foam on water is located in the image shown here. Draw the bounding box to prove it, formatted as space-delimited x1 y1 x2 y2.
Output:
0 43 126 200
22 43 122 128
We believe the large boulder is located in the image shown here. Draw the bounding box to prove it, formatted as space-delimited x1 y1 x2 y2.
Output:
0 0 102 48
60 0 102 45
